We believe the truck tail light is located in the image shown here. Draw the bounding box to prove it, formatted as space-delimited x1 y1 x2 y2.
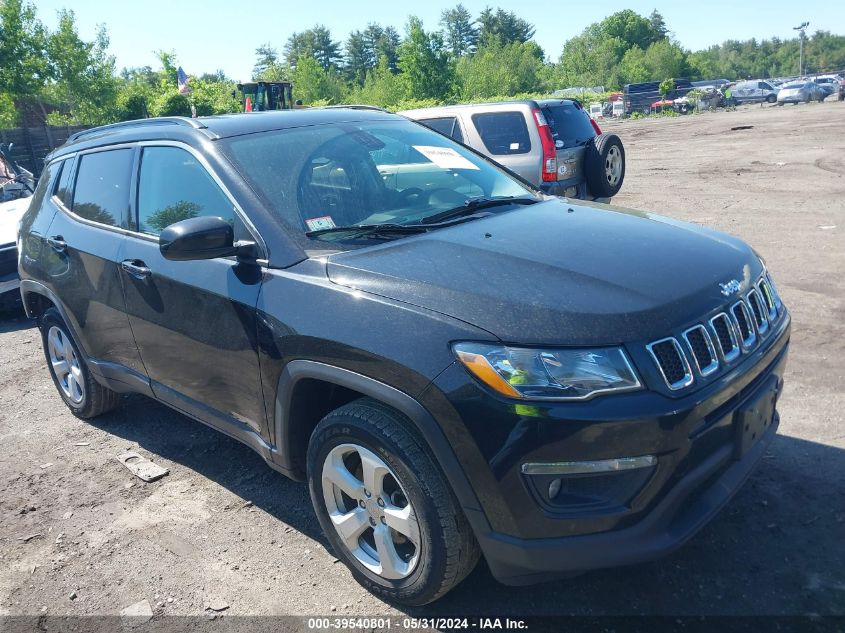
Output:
532 109 557 182
590 118 602 135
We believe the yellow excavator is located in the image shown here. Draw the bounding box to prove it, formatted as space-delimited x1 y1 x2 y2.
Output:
236 81 296 111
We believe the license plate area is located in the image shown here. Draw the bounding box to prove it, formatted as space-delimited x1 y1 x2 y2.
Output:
734 376 779 459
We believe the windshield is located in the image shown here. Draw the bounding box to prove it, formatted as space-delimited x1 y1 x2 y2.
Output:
782 82 805 89
220 119 535 244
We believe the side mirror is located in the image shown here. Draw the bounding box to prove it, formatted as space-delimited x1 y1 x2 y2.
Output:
159 216 241 261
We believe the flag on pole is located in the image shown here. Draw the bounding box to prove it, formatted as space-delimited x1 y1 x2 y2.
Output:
177 67 190 95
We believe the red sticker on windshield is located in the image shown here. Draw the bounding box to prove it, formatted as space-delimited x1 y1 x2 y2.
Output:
305 216 336 231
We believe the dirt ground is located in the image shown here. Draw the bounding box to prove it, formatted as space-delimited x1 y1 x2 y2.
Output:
1 101 844 621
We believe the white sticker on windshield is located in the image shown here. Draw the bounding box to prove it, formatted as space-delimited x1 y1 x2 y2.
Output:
412 145 479 170
305 216 336 231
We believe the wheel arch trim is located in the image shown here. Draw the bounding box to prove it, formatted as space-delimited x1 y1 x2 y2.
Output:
274 360 490 532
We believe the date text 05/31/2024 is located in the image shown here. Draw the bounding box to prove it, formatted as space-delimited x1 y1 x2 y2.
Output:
307 617 529 630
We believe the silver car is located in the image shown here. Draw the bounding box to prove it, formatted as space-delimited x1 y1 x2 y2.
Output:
401 100 625 201
777 80 826 104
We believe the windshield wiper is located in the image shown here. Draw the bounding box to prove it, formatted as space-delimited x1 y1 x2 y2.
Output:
305 223 430 240
420 196 538 225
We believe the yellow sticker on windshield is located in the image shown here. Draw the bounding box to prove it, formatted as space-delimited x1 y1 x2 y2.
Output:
412 145 479 171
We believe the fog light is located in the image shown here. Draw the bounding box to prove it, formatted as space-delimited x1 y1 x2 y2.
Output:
548 478 562 500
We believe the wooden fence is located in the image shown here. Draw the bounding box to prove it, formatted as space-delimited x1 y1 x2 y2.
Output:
0 125 90 177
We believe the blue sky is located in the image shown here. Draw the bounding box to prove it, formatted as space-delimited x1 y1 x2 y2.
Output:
34 0 843 81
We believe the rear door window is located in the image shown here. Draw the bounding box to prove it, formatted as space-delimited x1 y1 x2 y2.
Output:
417 117 464 143
72 149 133 227
471 112 531 155
542 103 596 148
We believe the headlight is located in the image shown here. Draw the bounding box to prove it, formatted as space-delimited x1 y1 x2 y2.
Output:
453 342 642 401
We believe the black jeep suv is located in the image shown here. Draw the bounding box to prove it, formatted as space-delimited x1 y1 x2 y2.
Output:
18 110 790 605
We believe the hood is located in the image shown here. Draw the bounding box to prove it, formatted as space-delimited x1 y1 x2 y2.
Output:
326 200 761 345
0 197 30 245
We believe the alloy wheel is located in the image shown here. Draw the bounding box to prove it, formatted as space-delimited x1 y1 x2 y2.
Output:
47 325 84 404
605 146 623 186
321 443 421 580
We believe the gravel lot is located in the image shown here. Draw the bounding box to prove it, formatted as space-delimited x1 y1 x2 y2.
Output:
1 100 843 620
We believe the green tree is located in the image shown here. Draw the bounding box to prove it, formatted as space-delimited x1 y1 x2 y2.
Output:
643 39 688 80
648 10 668 39
252 44 279 79
558 10 668 88
146 201 200 232
284 25 341 71
440 4 478 57
351 55 406 107
477 7 535 47
456 40 544 99
397 17 454 101
0 0 49 98
44 10 118 125
290 54 347 104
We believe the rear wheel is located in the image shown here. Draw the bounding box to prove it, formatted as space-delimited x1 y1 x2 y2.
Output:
40 308 120 418
585 133 625 198
307 399 479 605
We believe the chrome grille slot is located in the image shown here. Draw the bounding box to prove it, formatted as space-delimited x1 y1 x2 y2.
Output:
747 289 768 335
764 272 783 313
731 300 756 350
646 337 693 390
682 325 719 376
757 279 777 322
709 313 740 362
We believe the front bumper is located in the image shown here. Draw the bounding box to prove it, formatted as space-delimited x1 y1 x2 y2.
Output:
426 313 789 585
478 394 780 585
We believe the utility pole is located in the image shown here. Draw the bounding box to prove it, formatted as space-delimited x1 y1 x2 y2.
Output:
793 22 809 76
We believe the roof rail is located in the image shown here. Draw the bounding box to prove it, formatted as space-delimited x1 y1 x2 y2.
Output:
321 104 388 112
67 117 209 143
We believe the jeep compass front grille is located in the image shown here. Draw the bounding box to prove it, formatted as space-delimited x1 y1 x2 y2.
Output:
646 273 784 391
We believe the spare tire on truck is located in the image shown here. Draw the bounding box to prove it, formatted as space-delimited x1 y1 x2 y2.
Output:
585 133 625 198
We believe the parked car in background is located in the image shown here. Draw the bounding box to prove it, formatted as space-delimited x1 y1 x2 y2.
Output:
732 80 779 104
0 143 35 203
777 81 826 104
813 75 843 99
401 99 625 200
623 79 694 115
0 196 30 311
18 111 790 604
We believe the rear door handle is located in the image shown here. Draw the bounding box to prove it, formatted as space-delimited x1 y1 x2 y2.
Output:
47 236 67 252
121 259 151 280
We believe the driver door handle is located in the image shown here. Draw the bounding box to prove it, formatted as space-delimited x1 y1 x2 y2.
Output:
47 236 67 252
121 259 151 280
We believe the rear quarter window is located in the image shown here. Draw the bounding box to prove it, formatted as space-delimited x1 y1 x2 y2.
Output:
471 111 531 155
417 117 464 143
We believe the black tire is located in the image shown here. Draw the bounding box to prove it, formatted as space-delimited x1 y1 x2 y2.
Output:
766 94 776 104
307 398 480 605
40 307 120 419
585 133 625 198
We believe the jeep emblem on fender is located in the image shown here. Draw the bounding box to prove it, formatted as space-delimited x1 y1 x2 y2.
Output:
719 279 742 296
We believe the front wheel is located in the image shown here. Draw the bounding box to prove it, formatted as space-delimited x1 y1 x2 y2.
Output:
766 94 777 104
307 399 480 605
